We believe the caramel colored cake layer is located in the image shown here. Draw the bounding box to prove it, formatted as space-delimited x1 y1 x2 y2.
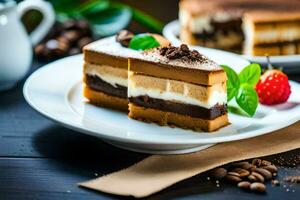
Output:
129 104 229 132
179 0 300 56
84 86 128 111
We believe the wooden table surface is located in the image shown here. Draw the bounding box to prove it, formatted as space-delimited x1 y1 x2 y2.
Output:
0 60 300 200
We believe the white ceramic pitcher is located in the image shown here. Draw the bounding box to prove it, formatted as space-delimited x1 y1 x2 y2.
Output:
0 0 55 91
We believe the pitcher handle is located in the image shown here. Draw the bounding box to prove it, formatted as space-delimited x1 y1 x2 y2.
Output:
17 0 55 46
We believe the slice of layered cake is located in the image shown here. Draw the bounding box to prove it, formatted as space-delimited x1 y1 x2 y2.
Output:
179 0 300 56
83 30 170 111
128 44 229 132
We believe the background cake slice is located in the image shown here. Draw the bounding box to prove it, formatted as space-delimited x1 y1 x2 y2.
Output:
179 0 300 56
83 31 170 112
128 44 228 132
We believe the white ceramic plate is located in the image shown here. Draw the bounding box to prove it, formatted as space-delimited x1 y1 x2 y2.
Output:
24 54 300 154
163 20 300 71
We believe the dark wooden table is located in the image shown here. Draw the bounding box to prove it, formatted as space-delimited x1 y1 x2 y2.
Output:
1 60 300 200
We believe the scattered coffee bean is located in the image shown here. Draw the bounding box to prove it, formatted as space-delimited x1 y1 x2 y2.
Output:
250 182 266 193
78 37 93 50
284 176 300 183
248 174 257 182
232 168 250 177
272 179 280 186
225 174 242 183
249 166 257 172
34 19 94 61
238 181 251 190
262 165 278 173
116 29 134 47
210 168 227 180
227 171 240 177
255 168 272 180
251 171 265 183
252 159 262 167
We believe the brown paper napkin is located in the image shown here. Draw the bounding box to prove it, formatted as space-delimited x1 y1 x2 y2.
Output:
79 122 300 198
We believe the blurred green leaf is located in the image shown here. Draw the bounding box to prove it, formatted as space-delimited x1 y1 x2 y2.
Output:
48 0 165 36
84 6 132 36
129 34 160 50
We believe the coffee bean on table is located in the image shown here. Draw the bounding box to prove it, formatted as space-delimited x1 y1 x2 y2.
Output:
271 179 280 186
248 174 257 182
63 30 81 43
262 165 278 173
250 182 266 193
210 168 227 179
251 171 265 183
227 172 240 177
255 168 272 180
225 174 242 183
238 181 251 190
78 37 93 49
69 48 81 55
232 168 250 177
252 159 262 167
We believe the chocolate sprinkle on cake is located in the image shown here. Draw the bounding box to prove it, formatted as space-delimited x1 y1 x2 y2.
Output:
159 44 204 61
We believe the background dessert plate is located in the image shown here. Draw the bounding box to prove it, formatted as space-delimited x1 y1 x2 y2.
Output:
163 20 300 72
24 54 300 154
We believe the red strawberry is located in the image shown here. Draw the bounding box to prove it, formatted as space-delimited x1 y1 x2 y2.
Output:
255 57 291 105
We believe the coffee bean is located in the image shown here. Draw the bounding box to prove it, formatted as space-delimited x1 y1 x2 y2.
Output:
227 172 240 177
255 168 272 180
262 165 278 173
248 174 257 182
250 182 266 193
78 37 93 49
116 30 134 47
225 174 242 183
63 19 77 30
232 162 252 170
238 181 251 190
261 160 272 166
251 172 265 183
210 168 227 180
63 30 81 43
69 48 80 55
232 168 250 177
249 166 257 172
252 159 262 167
271 179 280 186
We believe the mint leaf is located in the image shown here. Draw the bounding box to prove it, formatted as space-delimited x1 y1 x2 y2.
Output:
238 63 261 86
221 65 240 102
129 34 160 50
236 83 258 117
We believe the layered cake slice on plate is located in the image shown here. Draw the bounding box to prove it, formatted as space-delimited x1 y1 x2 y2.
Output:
128 44 229 132
83 35 134 111
83 31 170 111
179 0 300 56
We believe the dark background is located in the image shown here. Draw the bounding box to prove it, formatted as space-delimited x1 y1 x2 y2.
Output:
1 0 300 200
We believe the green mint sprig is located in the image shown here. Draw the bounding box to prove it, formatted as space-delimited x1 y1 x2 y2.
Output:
129 34 160 50
221 64 261 117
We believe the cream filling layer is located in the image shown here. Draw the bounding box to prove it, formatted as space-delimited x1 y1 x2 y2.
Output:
84 63 128 88
128 73 227 109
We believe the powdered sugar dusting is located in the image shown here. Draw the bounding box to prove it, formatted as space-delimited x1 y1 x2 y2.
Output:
84 36 139 58
132 48 222 71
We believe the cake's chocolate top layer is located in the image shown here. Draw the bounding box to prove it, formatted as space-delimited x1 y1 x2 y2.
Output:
129 96 227 120
180 0 300 17
129 45 226 85
85 75 127 98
